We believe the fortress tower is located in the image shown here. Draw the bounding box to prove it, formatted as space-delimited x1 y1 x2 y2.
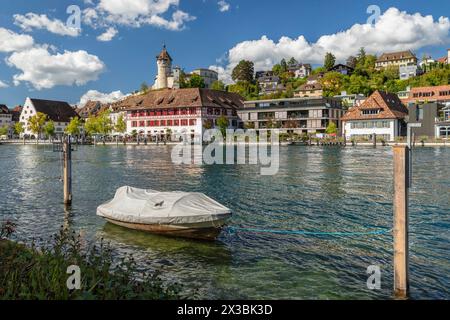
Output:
154 45 173 90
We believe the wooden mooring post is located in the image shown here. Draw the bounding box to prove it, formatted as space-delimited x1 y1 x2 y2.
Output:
393 145 409 298
63 138 72 206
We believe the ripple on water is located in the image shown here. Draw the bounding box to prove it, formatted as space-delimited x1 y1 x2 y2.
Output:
0 145 449 299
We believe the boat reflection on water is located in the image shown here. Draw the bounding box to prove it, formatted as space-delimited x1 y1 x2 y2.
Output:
98 222 233 266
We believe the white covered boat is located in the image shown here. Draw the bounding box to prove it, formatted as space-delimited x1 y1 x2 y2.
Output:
97 186 232 240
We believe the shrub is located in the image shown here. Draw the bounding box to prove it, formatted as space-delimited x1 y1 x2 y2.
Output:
0 223 183 300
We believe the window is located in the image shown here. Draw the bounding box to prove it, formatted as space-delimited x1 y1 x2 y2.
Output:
167 120 173 126
174 120 179 126
155 120 160 126
189 119 196 126
416 106 424 121
361 109 381 115
131 121 137 127
181 119 188 126
139 121 145 127
160 120 166 126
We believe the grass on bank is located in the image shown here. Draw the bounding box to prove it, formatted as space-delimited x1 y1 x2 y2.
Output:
0 220 183 300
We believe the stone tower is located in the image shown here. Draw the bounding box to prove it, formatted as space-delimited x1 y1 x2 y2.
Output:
155 45 172 89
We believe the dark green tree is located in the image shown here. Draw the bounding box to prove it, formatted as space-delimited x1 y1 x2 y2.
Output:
231 60 254 82
187 74 206 88
324 52 336 70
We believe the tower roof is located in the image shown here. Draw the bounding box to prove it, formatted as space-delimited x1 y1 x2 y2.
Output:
156 45 172 61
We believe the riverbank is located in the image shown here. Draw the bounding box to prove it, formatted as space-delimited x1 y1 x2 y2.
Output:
0 222 182 300
2 139 449 147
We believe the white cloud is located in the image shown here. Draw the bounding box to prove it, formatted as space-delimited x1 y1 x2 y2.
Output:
84 0 195 31
78 89 126 106
218 1 230 12
13 13 80 37
0 28 34 52
97 27 118 41
0 80 8 88
212 7 450 83
6 47 106 90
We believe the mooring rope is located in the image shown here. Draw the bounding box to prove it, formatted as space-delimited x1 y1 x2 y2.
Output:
226 226 392 237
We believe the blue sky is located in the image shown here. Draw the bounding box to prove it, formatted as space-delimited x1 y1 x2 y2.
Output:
1 0 450 107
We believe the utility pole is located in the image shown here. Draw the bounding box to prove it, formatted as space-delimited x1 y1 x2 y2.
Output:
63 137 72 206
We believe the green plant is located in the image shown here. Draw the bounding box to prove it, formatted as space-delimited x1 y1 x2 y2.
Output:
0 224 183 300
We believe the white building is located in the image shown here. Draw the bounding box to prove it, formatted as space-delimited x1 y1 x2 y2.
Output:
342 91 408 142
19 97 79 138
190 69 219 88
116 88 243 141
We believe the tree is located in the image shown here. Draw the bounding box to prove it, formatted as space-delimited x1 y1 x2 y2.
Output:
346 56 357 69
216 115 229 137
114 114 126 135
0 125 8 136
96 110 113 137
280 58 288 73
14 122 24 137
84 115 98 136
326 121 337 135
357 47 367 65
324 52 336 70
43 120 55 140
211 80 226 91
288 57 298 66
187 74 206 88
140 82 149 93
28 112 47 141
320 72 346 96
66 117 81 136
231 60 254 82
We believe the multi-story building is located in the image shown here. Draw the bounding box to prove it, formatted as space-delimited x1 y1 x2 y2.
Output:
399 64 421 80
118 88 243 141
406 102 450 139
401 85 450 107
77 100 102 119
333 91 366 109
329 64 354 75
436 106 450 138
375 50 417 70
288 63 312 79
19 98 78 138
437 49 450 65
256 71 284 96
341 90 408 141
237 97 344 135
190 69 219 89
294 82 323 98
0 105 13 138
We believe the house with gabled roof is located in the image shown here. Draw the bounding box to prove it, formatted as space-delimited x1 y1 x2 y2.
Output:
375 50 417 70
19 97 79 138
341 90 408 141
113 88 244 141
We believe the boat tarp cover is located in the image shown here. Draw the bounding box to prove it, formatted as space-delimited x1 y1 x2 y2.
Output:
97 186 231 225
